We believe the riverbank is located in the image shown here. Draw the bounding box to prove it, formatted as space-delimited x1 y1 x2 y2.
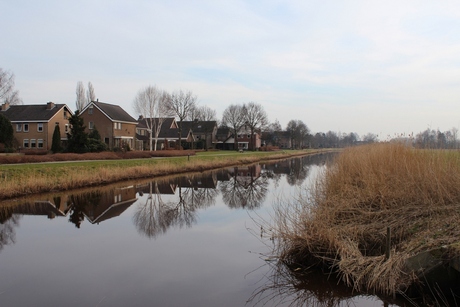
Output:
0 149 336 200
271 143 460 298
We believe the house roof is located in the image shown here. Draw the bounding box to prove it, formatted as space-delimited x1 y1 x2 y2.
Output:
137 117 176 130
137 117 191 139
84 101 137 123
180 120 217 134
0 103 72 122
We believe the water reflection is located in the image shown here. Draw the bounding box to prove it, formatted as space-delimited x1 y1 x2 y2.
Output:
220 165 269 209
0 154 327 249
2 154 373 307
249 261 401 307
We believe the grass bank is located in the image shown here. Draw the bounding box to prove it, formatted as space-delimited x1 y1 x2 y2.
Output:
0 149 333 200
272 143 460 296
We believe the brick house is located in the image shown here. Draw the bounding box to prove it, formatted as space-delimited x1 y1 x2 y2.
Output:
0 102 72 151
80 101 138 150
178 120 218 150
136 117 194 150
215 126 261 150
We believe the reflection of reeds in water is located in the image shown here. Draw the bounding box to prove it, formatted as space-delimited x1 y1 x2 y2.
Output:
271 143 460 297
247 259 394 307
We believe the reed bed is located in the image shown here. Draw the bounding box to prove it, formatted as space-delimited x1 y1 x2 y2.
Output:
272 143 460 296
0 149 325 200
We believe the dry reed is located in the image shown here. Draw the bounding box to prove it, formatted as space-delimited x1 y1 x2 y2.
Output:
272 143 460 296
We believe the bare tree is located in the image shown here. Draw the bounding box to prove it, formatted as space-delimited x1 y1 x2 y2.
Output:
86 82 96 104
221 104 246 151
75 81 86 111
244 101 269 151
0 68 22 105
133 85 170 151
166 90 197 149
196 105 216 121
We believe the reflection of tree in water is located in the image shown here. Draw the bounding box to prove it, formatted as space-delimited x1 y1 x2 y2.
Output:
134 174 218 239
220 165 269 209
286 158 310 186
68 191 103 228
248 261 392 307
133 181 173 239
286 154 332 186
0 209 21 253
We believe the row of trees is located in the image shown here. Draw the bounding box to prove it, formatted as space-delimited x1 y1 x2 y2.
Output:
412 128 459 149
133 86 218 151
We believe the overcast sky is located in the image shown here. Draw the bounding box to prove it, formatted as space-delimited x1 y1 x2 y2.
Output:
2 0 460 139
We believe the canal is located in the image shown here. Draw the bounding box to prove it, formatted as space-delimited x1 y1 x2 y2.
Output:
0 154 399 306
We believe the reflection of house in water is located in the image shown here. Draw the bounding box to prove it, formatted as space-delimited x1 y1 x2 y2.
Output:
226 164 262 187
261 159 291 175
215 168 232 183
82 186 138 224
176 172 218 190
136 181 177 196
2 200 72 220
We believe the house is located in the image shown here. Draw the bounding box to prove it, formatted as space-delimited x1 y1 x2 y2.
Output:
0 102 72 151
80 101 138 150
261 130 292 149
215 126 261 151
136 117 194 150
179 120 218 150
215 127 234 150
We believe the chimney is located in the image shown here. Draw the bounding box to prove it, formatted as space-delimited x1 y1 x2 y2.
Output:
47 102 55 110
1 102 10 111
138 115 144 121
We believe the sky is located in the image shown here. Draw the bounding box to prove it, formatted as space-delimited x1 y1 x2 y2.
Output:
1 0 460 140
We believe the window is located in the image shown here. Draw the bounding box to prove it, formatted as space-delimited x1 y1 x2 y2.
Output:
16 124 22 132
89 121 94 129
64 111 68 119
31 139 36 148
65 124 69 133
23 139 29 148
89 106 93 115
114 122 121 130
38 139 44 148
37 123 43 132
24 123 29 132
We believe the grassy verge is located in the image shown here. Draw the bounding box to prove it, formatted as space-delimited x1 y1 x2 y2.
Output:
0 149 333 200
272 143 460 296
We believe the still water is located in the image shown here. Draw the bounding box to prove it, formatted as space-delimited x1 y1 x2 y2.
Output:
0 155 397 307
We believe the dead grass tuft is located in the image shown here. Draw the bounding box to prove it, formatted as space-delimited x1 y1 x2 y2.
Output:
272 143 460 295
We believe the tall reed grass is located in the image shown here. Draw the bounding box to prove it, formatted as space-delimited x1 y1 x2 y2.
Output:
272 143 460 296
